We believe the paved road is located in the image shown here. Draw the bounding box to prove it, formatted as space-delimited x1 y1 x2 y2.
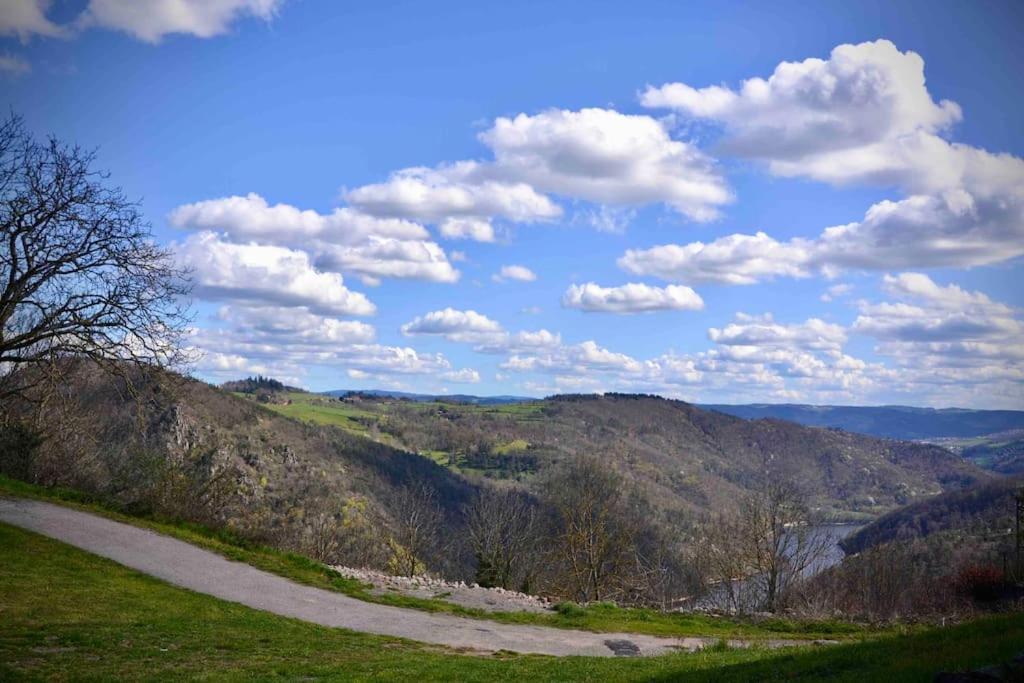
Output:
1 497 715 657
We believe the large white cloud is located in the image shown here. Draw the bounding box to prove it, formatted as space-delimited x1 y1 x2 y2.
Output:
879 272 1013 315
176 231 376 316
0 0 65 40
637 39 1024 281
642 40 961 189
171 194 460 285
346 107 731 231
708 313 846 351
79 0 282 43
479 108 731 221
400 308 504 343
170 193 428 245
346 163 562 228
853 273 1021 343
214 305 376 346
847 274 1023 406
620 191 1024 284
619 232 812 284
562 282 704 313
314 237 459 285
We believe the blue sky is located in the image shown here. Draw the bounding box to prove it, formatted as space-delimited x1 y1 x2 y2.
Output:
2 0 1022 407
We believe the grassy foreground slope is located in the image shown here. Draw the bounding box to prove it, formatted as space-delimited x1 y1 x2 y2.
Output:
0 476 862 642
2 524 1023 682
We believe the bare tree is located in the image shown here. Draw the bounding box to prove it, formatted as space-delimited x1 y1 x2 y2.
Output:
741 480 832 612
0 114 191 404
697 481 832 613
698 512 762 613
389 483 445 577
542 455 635 602
305 508 343 564
465 487 540 590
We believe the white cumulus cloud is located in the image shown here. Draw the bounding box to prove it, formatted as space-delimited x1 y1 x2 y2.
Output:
481 108 731 221
401 308 504 343
171 194 460 285
79 0 283 43
562 282 704 313
442 368 481 384
170 193 428 245
176 231 376 317
637 39 1024 281
346 163 561 225
493 264 537 283
0 0 65 40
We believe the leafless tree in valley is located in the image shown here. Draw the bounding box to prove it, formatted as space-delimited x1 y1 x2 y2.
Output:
542 455 635 602
700 479 831 613
742 480 832 612
465 487 540 590
390 483 445 577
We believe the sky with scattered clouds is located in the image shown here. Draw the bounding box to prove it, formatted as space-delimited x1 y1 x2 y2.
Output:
3 0 1022 407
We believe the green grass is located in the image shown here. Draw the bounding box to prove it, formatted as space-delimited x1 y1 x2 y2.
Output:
494 439 530 455
249 394 550 471
257 392 380 434
0 475 873 642
2 522 1022 681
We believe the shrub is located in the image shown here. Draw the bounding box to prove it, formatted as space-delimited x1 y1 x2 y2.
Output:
954 564 1003 603
0 420 42 482
554 602 586 618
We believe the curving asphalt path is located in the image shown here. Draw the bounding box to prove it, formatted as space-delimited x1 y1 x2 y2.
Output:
0 497 802 658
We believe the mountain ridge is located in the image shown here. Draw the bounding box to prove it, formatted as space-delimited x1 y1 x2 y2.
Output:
699 403 1024 440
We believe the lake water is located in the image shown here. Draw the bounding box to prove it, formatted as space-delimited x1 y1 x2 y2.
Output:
692 523 862 611
806 523 862 574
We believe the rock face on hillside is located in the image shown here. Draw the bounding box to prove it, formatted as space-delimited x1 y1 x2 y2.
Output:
4 363 477 565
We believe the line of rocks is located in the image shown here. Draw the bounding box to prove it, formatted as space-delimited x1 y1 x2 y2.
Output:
330 565 554 614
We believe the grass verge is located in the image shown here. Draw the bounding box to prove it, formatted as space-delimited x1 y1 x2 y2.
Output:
0 475 878 641
2 522 1022 682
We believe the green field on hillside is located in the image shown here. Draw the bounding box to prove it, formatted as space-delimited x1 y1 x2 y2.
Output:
251 393 548 468
2 522 1022 681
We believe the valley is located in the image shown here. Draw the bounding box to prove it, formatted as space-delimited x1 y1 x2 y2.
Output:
247 387 985 522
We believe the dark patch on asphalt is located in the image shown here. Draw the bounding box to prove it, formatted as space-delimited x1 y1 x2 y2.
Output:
604 639 641 657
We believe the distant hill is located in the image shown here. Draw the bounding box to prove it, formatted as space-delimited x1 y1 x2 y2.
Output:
301 392 986 521
840 475 1023 555
951 432 1024 475
699 403 1024 440
221 376 304 394
322 389 536 405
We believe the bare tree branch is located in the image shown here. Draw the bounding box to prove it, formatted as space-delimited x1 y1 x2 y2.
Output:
0 114 193 405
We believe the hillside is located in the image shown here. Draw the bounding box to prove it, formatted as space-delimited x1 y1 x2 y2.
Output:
2 363 478 573
839 476 1024 555
324 389 535 405
258 391 986 522
958 433 1024 475
700 404 1024 440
